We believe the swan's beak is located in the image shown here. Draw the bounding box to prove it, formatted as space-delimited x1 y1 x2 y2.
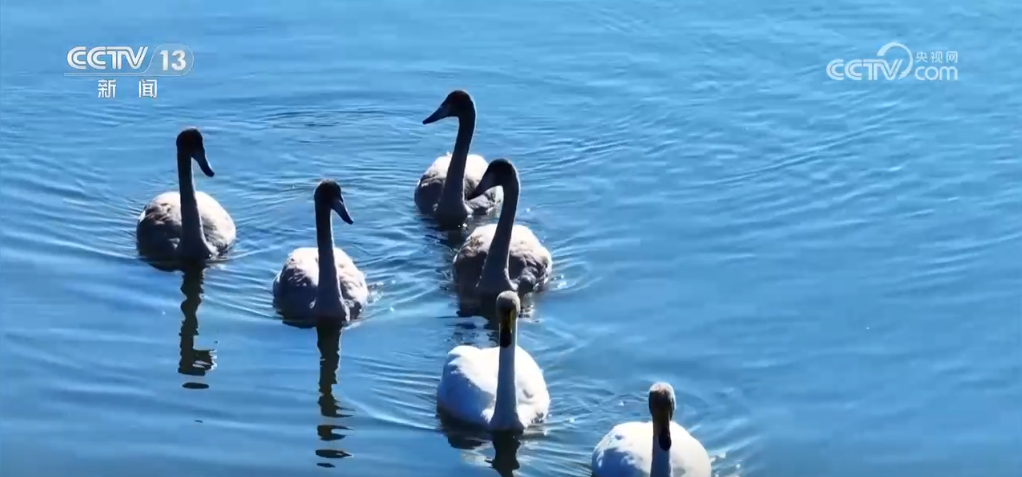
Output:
498 308 516 348
466 183 485 201
422 103 450 124
193 150 215 177
331 197 353 225
467 172 497 201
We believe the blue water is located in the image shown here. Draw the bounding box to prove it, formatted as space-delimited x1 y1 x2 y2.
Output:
1 1 1020 476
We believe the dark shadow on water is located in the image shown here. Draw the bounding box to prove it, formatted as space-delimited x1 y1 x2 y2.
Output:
143 256 202 273
138 244 231 273
439 415 523 477
419 213 471 252
419 211 499 251
457 295 491 319
144 258 183 273
455 290 539 321
488 432 523 477
314 325 354 464
448 315 501 351
281 316 320 330
179 266 215 389
277 306 364 331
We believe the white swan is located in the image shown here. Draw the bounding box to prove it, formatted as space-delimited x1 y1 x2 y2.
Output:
592 383 712 477
272 180 368 326
136 127 236 264
437 291 549 431
453 159 552 304
416 90 503 227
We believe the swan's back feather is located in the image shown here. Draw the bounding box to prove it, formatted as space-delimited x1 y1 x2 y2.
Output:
415 153 503 215
272 246 368 319
136 191 236 259
437 344 549 428
591 421 711 477
453 223 553 295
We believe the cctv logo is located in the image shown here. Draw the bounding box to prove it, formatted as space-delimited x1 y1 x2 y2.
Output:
67 46 149 71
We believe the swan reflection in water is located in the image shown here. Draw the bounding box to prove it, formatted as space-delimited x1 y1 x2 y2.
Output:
179 266 216 389
438 319 526 477
312 324 354 466
440 420 523 477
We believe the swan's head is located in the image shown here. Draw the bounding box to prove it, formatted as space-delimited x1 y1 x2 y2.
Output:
422 89 475 124
495 291 520 348
468 158 516 201
648 382 676 451
314 180 353 225
176 127 214 177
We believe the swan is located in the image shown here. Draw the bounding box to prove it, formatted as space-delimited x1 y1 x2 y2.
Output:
453 158 552 303
436 291 549 431
416 90 503 227
272 180 368 326
591 383 712 477
136 127 236 263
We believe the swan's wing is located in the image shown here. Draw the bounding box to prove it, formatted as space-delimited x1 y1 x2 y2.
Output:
437 345 499 426
667 422 713 477
138 192 182 225
591 421 712 477
195 191 236 254
419 154 452 185
136 192 184 258
415 154 502 215
272 247 319 316
462 154 503 213
508 225 553 293
513 347 550 424
452 224 496 295
414 154 453 213
591 422 652 477
453 224 553 294
331 247 369 318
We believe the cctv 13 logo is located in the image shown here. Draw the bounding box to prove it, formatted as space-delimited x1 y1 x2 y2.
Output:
66 43 195 76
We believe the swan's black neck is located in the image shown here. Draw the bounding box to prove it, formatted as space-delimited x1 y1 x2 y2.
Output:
314 200 339 291
453 110 476 159
492 327 520 428
481 170 519 281
440 109 476 202
176 150 205 245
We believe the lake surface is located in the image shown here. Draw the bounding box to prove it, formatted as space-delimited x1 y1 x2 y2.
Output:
1 1 1020 476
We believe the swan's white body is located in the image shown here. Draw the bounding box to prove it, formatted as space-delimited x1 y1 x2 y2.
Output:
415 153 503 217
272 246 368 322
454 223 552 297
437 342 549 431
136 191 236 261
592 421 711 477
